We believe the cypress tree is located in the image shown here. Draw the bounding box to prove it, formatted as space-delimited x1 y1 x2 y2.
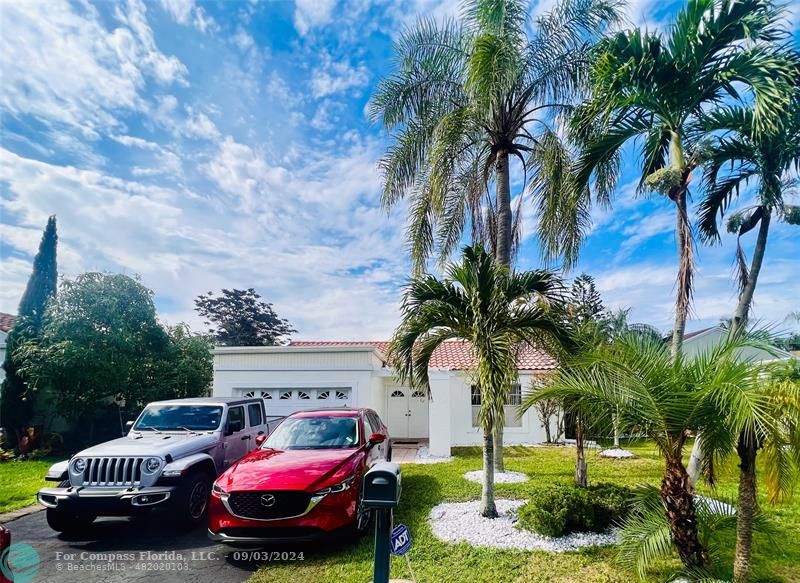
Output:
0 216 58 448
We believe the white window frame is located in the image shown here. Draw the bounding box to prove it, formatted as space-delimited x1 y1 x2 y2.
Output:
470 383 522 428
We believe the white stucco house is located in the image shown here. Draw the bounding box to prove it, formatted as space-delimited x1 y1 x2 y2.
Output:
212 339 558 457
680 325 792 362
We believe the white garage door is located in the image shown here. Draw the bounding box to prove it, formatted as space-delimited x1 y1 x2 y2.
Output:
238 388 353 418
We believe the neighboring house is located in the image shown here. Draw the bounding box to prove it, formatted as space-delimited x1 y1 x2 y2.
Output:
0 312 17 386
212 340 558 457
681 325 792 362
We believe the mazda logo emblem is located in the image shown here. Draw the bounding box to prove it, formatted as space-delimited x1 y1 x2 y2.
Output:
260 494 276 507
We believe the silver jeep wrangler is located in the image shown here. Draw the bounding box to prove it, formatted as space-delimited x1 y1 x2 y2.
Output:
38 397 278 533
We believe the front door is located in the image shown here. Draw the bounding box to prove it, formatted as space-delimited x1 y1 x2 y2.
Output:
386 386 429 439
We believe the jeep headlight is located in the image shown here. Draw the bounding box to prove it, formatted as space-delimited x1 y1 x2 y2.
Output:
143 457 162 474
71 458 86 474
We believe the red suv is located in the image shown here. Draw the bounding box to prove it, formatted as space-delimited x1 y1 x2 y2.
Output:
208 408 390 544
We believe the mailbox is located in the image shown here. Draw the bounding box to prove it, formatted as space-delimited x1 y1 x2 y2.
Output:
362 462 402 509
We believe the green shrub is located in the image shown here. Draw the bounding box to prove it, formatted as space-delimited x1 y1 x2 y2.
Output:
589 483 635 527
517 482 635 537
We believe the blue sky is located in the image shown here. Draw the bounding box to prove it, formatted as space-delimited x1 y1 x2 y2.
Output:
0 0 798 339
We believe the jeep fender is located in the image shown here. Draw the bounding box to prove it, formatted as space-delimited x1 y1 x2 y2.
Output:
162 453 217 479
45 460 70 482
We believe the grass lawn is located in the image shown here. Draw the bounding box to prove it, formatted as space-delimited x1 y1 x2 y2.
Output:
248 442 800 583
0 458 56 514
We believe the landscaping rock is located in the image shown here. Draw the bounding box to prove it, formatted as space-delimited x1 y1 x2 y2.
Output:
463 470 529 484
429 499 618 552
412 446 454 464
598 448 636 459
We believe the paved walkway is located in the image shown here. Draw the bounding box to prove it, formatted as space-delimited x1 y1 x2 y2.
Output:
391 440 422 463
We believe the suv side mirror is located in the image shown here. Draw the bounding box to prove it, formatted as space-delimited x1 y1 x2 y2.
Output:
225 420 243 436
368 433 386 446
125 420 134 432
255 434 267 447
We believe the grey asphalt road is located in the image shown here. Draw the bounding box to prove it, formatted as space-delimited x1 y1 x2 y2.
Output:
2 510 270 583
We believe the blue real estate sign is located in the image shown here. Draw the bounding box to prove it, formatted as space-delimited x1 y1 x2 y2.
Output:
390 524 412 556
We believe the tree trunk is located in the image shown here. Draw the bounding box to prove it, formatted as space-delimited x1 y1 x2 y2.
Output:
734 434 758 583
687 435 703 485
544 418 552 444
494 149 512 266
613 407 620 449
670 186 692 360
493 149 512 472
731 210 771 335
493 421 505 472
575 419 587 487
690 211 772 486
661 456 706 570
480 426 498 518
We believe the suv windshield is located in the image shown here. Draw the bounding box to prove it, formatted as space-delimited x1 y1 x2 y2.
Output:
265 416 358 450
133 405 223 431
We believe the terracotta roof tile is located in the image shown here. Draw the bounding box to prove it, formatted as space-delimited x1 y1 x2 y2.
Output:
288 339 557 371
0 312 16 333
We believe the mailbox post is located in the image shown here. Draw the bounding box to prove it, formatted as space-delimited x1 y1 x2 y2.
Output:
362 462 402 583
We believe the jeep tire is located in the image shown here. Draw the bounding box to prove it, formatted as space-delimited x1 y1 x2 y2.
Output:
46 508 96 533
171 471 212 529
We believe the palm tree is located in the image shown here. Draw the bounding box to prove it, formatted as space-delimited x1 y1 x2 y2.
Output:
699 97 800 335
527 332 769 572
387 245 570 517
568 0 796 358
724 358 800 582
370 0 623 469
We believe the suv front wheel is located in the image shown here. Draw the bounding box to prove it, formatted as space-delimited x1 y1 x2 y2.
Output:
171 471 212 529
46 508 96 533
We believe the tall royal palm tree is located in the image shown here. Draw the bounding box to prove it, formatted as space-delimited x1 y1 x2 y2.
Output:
527 332 771 572
699 97 800 335
370 0 623 469
387 245 570 517
569 0 796 358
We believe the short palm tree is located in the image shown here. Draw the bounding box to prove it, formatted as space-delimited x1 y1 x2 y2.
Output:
387 245 570 517
528 332 771 572
569 0 796 358
723 358 800 582
699 97 800 335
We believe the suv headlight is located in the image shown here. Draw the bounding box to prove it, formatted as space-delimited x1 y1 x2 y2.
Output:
143 457 162 474
313 476 355 497
71 458 86 474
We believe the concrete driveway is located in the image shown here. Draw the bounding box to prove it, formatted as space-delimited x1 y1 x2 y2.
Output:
2 509 292 583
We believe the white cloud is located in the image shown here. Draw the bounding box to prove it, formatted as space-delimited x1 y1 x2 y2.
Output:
310 54 369 98
159 0 218 33
0 0 187 139
265 72 302 106
294 0 337 36
232 28 255 52
0 143 409 339
183 109 221 140
111 134 163 151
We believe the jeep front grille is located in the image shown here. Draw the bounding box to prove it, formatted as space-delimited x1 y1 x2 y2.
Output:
79 457 145 487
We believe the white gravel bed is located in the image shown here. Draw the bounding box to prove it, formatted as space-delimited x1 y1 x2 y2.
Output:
412 446 454 464
463 470 529 483
598 448 636 459
429 499 619 552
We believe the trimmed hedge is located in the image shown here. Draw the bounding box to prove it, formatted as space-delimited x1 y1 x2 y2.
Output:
517 482 634 537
